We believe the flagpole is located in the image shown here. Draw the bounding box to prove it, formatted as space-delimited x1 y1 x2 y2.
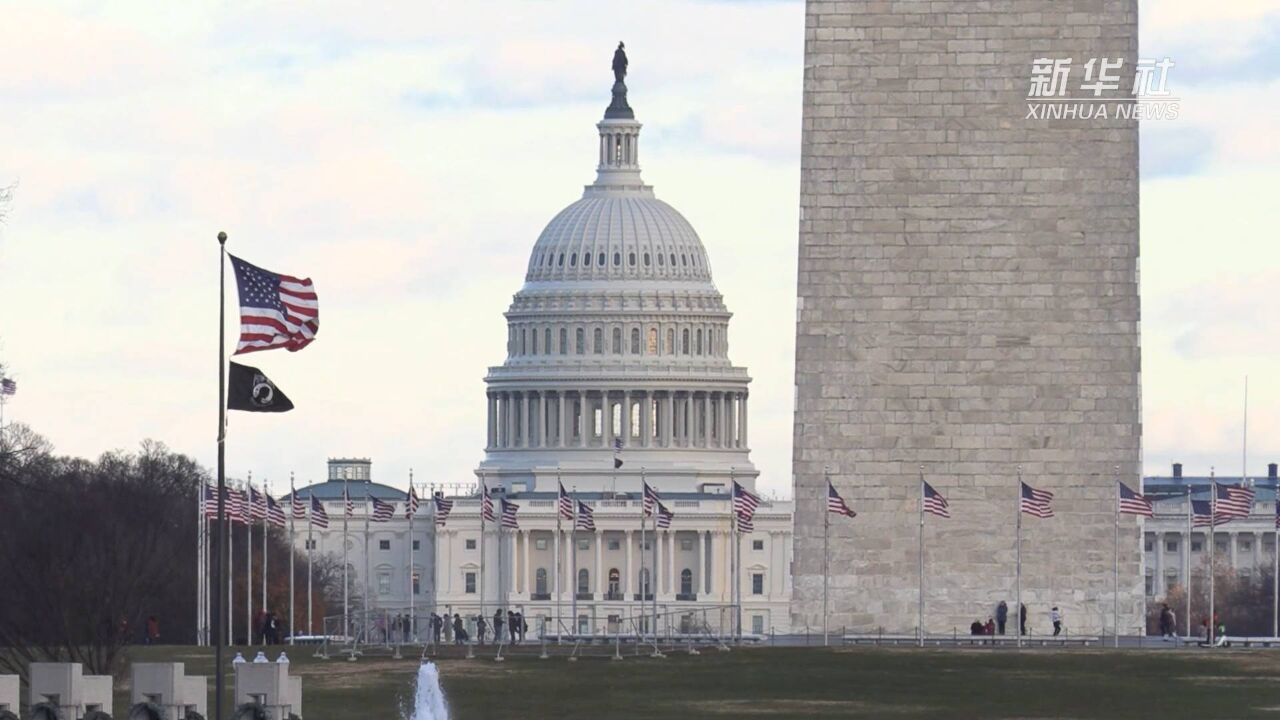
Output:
1209 467 1216 645
1185 484 1192 639
918 465 925 648
246 473 253 646
409 470 415 643
197 481 204 645
554 468 560 640
1113 466 1120 648
571 485 578 632
823 467 830 647
342 478 349 641
480 473 487 646
732 468 739 642
290 473 296 646
1016 465 1023 649
363 492 371 639
262 479 269 644
228 485 234 646
307 504 314 635
651 479 659 647
640 470 648 640
213 231 228 720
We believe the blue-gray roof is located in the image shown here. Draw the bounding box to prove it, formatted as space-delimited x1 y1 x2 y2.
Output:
287 480 406 501
1142 474 1279 502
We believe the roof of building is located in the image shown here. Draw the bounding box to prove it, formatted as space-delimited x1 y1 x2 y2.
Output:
288 480 405 501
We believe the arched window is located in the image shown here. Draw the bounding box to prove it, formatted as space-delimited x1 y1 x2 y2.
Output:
608 568 621 598
598 252 605 266
682 329 690 355
696 329 703 355
560 328 568 355
666 329 675 355
681 254 688 266
520 329 527 355
531 329 538 355
631 328 641 354
570 253 577 267
629 252 636 266
584 252 591 267
613 252 621 266
558 253 565 267
594 328 604 354
536 568 548 595
576 328 585 355
639 568 651 596
578 568 590 595
544 328 552 355
681 569 693 596
643 252 650 266
612 327 622 354
658 253 664 266
670 253 677 267
647 328 658 354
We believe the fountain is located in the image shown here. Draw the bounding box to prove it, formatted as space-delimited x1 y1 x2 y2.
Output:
409 663 449 720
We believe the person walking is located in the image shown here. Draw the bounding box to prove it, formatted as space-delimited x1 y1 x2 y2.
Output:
476 614 488 646
1019 603 1028 636
1158 603 1173 640
1051 607 1063 637
996 601 1008 635
509 611 520 645
432 613 443 645
493 609 505 645
452 614 465 645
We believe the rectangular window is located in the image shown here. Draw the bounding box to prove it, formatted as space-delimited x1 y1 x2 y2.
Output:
752 540 764 551
1144 540 1153 552
681 539 694 551
1165 539 1177 553
594 328 603 354
576 328 585 354
1144 573 1154 596
561 328 568 355
608 540 621 551
1164 572 1177 592
544 328 551 355
304 539 316 550
577 539 590 550
642 540 651 551
413 540 420 551
1242 539 1253 552
536 538 548 550
378 572 391 595
647 328 658 354
751 573 764 595
1192 540 1202 552
466 539 477 550
379 540 390 550
752 615 764 635
666 329 674 355
412 573 421 596
465 572 476 594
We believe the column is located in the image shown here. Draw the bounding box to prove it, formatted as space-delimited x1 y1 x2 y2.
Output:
703 393 712 447
578 390 588 447
1230 531 1238 569
726 392 736 448
520 393 530 448
537 391 548 447
684 394 693 447
558 392 568 447
487 393 497 448
523 530 531 597
1152 532 1162 594
698 530 707 596
624 530 634 595
667 531 676 595
603 390 613 449
640 391 652 447
1255 531 1263 570
740 394 749 448
594 530 603 596
621 391 631 445
663 392 674 447
506 393 516 448
564 528 573 593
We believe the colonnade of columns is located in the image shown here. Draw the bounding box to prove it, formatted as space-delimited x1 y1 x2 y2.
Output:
486 389 748 451
1145 529 1276 596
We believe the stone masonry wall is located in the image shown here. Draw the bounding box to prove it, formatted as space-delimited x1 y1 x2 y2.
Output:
792 0 1142 635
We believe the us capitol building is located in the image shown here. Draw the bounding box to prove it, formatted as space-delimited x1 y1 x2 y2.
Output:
291 57 794 637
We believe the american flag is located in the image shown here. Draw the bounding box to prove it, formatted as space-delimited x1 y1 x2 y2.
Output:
1215 483 1254 522
481 483 496 523
203 485 219 520
0 378 15 396
643 481 660 517
265 493 287 528
733 481 760 533
226 487 248 524
1020 482 1054 519
343 488 354 518
371 497 395 522
229 254 319 355
434 493 453 527
309 496 329 529
827 481 856 518
614 436 624 469
500 498 520 529
575 500 595 531
291 490 307 520
406 485 420 519
558 482 574 521
655 501 674 530
923 481 950 519
248 485 267 521
1118 481 1154 517
1192 499 1214 527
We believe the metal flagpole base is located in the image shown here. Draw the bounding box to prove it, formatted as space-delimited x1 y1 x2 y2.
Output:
540 637 550 659
466 641 475 659
393 644 403 659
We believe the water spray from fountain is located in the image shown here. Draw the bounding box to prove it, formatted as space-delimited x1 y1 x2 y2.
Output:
409 663 449 720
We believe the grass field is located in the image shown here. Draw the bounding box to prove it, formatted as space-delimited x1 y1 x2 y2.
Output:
108 643 1280 719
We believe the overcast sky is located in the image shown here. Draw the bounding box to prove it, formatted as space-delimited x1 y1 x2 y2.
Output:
1 1 1278 497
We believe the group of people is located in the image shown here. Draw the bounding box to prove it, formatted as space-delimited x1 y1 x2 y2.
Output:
427 609 528 646
969 601 1064 637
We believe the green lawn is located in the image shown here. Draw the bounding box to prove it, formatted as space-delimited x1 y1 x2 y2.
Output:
112 643 1279 719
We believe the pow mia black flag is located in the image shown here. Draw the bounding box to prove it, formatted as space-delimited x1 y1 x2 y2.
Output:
228 361 294 412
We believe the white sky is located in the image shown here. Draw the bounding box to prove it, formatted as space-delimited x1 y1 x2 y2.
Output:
1 1 1277 497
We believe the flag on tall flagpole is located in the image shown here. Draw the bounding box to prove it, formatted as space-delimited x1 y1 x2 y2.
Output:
733 481 760 532
1019 482 1054 518
309 496 330 529
481 484 496 523
204 485 220 520
291 490 307 520
1192 499 1214 527
826 481 856 518
229 254 319 354
558 482 574 521
642 481 660 517
265 492 287 528
655 501 674 530
500 498 520 529
575 500 595 531
248 484 267 521
1117 481 1154 517
923 481 951 519
371 497 395 522
1214 482 1255 523
613 437 624 469
227 362 295 412
343 487 354 518
406 485 420 519
434 493 453 527
0 378 15 395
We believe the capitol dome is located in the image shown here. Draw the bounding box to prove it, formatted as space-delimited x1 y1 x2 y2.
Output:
478 55 757 491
